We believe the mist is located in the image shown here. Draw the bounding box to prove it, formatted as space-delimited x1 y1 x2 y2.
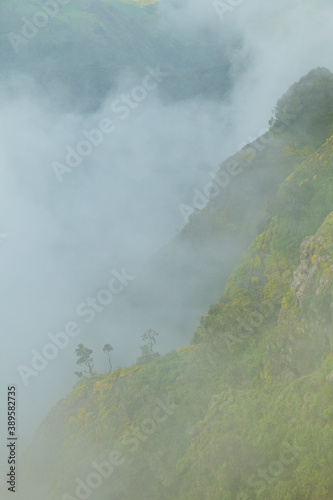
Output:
1 0 333 497
0 66 244 459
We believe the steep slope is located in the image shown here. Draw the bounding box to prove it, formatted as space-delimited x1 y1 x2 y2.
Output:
14 68 333 500
108 67 333 354
173 212 333 500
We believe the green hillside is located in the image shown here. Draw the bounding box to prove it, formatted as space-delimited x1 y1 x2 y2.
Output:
15 67 333 500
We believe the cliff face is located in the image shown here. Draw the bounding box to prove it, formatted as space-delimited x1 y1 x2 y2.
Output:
292 213 333 314
265 213 333 382
290 212 333 346
291 235 320 305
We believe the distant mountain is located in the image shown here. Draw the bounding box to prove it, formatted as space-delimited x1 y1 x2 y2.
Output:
0 0 243 111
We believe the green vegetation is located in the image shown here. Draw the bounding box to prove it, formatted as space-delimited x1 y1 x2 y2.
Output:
17 68 333 499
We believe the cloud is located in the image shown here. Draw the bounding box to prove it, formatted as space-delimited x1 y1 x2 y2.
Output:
0 65 244 458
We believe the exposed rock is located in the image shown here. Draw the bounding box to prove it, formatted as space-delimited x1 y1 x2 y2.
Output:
291 212 333 307
291 236 316 306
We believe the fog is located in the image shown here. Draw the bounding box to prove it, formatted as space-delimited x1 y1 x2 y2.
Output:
0 58 244 468
1 0 333 496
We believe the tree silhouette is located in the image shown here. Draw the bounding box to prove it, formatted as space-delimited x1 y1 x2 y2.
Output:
137 329 160 365
75 344 94 376
103 344 113 373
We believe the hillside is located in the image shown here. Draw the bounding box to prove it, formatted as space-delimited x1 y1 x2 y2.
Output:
14 67 333 500
108 67 333 352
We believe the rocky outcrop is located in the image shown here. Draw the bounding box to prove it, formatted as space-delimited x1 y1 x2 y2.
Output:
269 214 333 380
291 235 317 306
291 212 333 309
